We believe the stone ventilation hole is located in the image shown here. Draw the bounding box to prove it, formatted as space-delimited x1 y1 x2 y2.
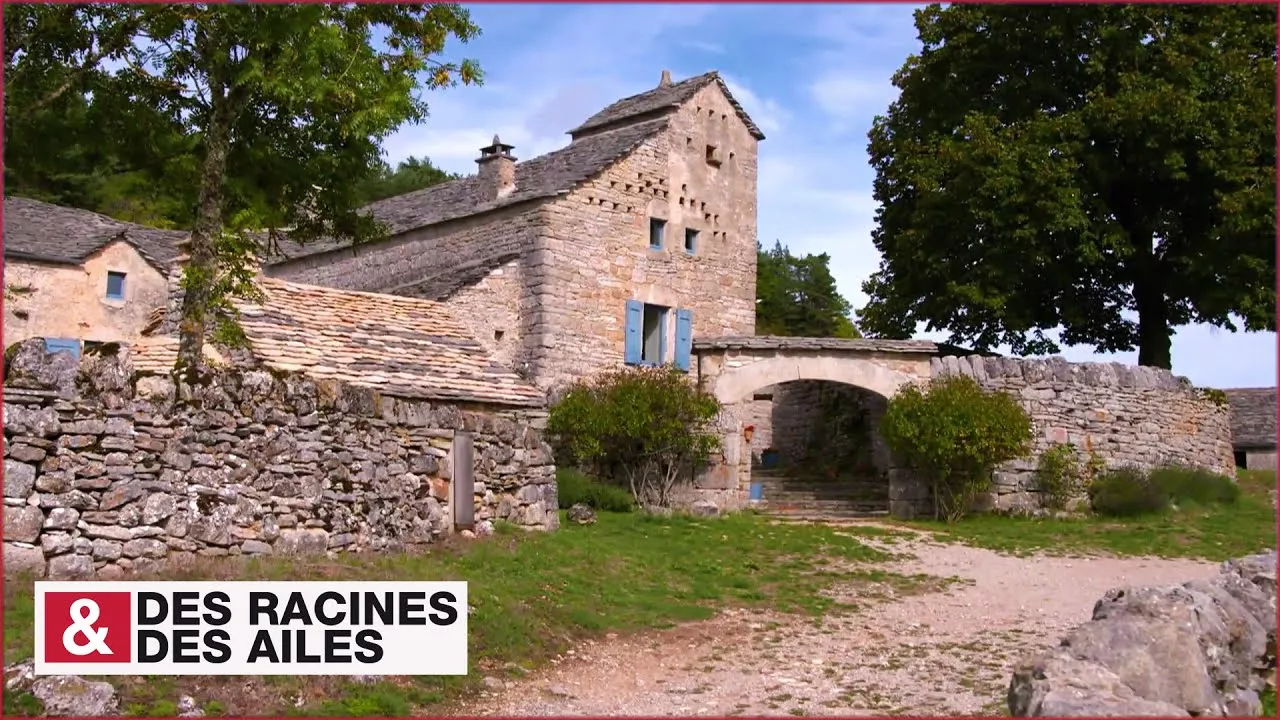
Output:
681 184 688 192
494 330 505 341
729 152 735 160
625 184 633 192
609 180 617 189
678 198 685 206
686 137 693 146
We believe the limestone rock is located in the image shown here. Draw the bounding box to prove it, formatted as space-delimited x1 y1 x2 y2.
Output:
31 675 119 717
4 506 44 543
566 503 597 525
689 499 720 517
4 543 47 577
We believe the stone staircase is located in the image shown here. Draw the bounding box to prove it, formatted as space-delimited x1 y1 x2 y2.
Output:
751 468 890 520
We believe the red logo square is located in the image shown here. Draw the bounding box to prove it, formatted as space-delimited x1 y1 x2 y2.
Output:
42 592 132 663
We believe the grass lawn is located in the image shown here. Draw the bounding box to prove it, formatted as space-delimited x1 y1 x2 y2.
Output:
902 470 1277 561
3 510 915 717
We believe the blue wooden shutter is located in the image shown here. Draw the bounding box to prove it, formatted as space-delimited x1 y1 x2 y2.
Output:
624 300 643 365
44 338 82 359
674 308 693 371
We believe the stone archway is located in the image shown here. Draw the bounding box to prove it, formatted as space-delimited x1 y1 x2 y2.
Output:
688 337 938 518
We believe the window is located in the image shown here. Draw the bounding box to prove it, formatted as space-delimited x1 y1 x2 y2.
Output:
649 218 666 249
684 228 699 255
625 301 693 371
43 338 82 359
105 271 126 300
705 144 722 167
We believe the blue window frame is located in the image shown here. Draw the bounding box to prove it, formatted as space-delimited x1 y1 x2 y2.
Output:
684 228 698 255
105 271 126 300
43 338 82 359
649 218 666 250
624 301 694 371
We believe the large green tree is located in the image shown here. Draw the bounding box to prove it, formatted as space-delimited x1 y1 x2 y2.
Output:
860 4 1276 368
756 241 860 339
5 4 482 373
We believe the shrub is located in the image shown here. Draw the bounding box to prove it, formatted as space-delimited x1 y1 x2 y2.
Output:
1148 465 1241 506
556 468 636 512
880 375 1034 522
1088 466 1170 517
1035 443 1085 510
548 366 721 507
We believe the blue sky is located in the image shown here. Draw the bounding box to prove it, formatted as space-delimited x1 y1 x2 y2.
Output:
381 3 1276 389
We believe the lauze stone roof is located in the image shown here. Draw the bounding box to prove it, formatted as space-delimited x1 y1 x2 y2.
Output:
3 196 187 272
1223 387 1277 450
569 71 765 140
133 277 545 408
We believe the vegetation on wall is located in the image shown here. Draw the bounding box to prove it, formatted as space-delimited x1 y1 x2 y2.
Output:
548 366 722 508
880 375 1033 522
756 241 860 339
4 3 483 375
861 3 1277 369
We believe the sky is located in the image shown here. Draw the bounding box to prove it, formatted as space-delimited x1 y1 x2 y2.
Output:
380 3 1277 390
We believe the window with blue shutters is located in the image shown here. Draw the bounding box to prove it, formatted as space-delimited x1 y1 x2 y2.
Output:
105 271 126 300
624 300 671 366
674 308 693 371
43 338 82 359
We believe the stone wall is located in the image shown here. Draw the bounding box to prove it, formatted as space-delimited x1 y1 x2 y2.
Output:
4 242 171 348
536 84 760 391
1009 552 1277 716
933 355 1237 511
2 342 557 581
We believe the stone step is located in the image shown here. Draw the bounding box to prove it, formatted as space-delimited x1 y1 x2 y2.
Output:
756 499 889 514
760 490 888 503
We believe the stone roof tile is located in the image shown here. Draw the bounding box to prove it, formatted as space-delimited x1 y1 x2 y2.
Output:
267 119 670 264
568 71 764 141
1223 387 1277 449
3 196 187 273
133 277 545 408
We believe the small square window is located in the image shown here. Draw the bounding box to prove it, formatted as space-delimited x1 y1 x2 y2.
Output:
649 218 666 249
684 228 698 255
105 271 126 300
705 144 722 167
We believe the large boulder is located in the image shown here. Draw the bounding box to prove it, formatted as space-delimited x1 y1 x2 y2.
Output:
1008 551 1278 717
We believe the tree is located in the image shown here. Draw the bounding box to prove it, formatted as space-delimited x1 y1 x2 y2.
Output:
861 4 1276 369
4 4 483 375
756 241 861 338
355 155 460 204
547 367 722 508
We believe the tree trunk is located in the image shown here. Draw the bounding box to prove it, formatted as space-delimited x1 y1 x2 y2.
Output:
1129 236 1173 370
174 103 233 379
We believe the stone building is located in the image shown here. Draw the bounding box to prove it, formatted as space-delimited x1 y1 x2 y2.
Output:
3 274 557 579
264 69 764 392
1223 387 1277 470
2 196 186 356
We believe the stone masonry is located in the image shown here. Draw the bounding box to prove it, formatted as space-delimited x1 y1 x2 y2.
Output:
934 355 1237 512
3 339 557 581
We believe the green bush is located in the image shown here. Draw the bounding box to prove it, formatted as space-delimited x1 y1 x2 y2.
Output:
556 468 636 512
1148 465 1241 506
548 366 721 507
880 375 1033 522
1088 466 1170 517
1035 443 1085 510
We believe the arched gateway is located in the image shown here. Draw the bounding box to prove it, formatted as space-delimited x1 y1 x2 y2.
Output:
691 336 940 519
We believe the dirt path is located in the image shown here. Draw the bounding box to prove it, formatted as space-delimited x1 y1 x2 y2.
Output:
455 524 1219 717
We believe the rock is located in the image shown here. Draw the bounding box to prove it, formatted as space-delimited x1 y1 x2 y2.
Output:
275 529 329 556
141 494 177 525
475 519 495 537
1008 649 1190 716
567 503 597 525
689 500 720 517
177 694 204 718
30 675 119 717
44 508 79 531
4 505 44 543
459 529 476 539
641 504 673 517
122 538 168 560
3 460 37 498
241 539 273 555
545 685 575 698
482 676 505 690
3 543 47 577
47 553 96 580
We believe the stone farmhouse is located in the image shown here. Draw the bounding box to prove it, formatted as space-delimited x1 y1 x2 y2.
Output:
2 197 186 356
1223 388 1278 470
264 69 763 394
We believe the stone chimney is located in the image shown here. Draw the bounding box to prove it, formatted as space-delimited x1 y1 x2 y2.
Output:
476 135 517 201
659 69 672 87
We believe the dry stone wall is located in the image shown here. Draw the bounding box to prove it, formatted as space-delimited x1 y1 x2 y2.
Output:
1009 552 1277 716
933 355 1237 511
2 341 557 580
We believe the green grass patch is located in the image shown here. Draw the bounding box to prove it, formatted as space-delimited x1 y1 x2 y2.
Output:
903 470 1276 560
554 467 636 512
5 510 899 716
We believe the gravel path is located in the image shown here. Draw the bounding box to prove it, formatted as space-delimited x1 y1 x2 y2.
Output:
455 523 1219 717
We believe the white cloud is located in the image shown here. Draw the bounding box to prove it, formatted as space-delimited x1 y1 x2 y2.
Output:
808 74 898 131
721 74 789 136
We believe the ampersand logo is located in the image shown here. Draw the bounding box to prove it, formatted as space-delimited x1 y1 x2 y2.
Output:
42 592 131 664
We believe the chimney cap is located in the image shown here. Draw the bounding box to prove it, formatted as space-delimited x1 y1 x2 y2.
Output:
479 134 516 157
659 69 672 87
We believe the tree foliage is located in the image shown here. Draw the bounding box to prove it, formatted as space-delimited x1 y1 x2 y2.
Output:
880 375 1033 522
861 4 1277 369
355 155 459 205
547 367 722 508
4 3 483 374
756 241 860 339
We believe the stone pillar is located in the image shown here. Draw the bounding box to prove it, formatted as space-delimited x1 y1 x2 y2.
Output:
888 467 931 519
